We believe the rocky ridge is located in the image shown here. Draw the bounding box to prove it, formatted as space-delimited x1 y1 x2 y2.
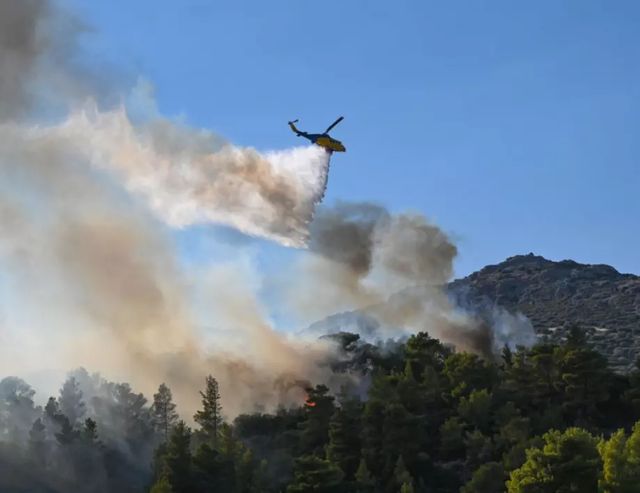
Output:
449 253 640 371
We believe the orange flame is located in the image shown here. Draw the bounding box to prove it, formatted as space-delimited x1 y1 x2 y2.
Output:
304 392 317 408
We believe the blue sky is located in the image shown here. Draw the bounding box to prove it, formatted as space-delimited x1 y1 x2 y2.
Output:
66 0 640 277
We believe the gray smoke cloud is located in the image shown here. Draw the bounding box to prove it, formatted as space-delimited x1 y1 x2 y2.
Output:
287 201 535 356
0 0 105 121
0 0 53 119
309 201 457 285
309 202 389 275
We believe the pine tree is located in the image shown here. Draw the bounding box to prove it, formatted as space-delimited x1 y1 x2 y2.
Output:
72 418 105 487
152 383 178 442
404 331 451 380
599 428 627 492
400 481 415 493
623 421 640 488
507 427 601 493
193 441 235 492
457 388 492 432
236 447 255 493
43 396 64 441
44 396 60 425
44 396 59 416
286 455 344 493
439 416 465 459
393 456 414 492
29 418 47 467
501 344 514 368
464 429 493 471
0 377 39 443
300 384 335 455
164 421 193 493
59 376 86 426
623 358 640 414
527 343 561 410
219 422 237 458
82 417 98 443
361 375 389 476
462 462 505 493
598 422 640 492
381 402 423 477
55 414 79 445
112 383 152 440
557 336 610 425
501 346 535 411
194 375 223 447
327 396 362 480
443 352 495 400
149 476 173 493
355 458 375 492
250 459 269 493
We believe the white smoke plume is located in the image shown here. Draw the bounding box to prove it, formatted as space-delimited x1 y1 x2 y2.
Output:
58 107 332 247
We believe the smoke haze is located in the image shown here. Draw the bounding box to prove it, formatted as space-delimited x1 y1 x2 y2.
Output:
0 0 535 424
0 0 336 418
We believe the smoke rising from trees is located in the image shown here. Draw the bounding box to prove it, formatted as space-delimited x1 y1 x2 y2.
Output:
287 202 535 354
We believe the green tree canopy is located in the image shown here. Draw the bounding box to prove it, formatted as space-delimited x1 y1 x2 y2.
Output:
462 461 506 493
507 427 601 493
163 421 193 493
287 455 344 493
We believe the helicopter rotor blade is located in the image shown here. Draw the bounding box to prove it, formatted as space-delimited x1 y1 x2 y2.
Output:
324 116 344 134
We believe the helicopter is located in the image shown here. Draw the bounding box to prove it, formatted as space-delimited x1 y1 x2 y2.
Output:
288 116 346 153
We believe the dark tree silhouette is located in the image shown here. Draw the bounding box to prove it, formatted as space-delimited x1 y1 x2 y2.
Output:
152 383 178 442
59 376 86 426
194 375 223 447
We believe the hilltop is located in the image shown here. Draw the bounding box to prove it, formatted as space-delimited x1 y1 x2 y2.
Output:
449 253 640 371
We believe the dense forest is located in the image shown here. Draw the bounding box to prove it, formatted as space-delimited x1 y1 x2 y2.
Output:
2 327 640 492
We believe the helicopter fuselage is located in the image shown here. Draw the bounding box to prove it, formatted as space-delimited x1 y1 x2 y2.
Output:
300 132 346 153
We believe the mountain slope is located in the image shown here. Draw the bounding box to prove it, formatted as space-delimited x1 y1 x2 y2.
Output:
449 253 640 371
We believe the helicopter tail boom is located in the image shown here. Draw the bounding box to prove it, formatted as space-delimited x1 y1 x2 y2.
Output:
288 120 303 135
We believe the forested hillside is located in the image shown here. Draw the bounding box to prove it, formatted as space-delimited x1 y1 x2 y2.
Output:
2 327 640 492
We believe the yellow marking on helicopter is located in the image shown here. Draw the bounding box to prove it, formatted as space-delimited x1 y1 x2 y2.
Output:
315 136 346 152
